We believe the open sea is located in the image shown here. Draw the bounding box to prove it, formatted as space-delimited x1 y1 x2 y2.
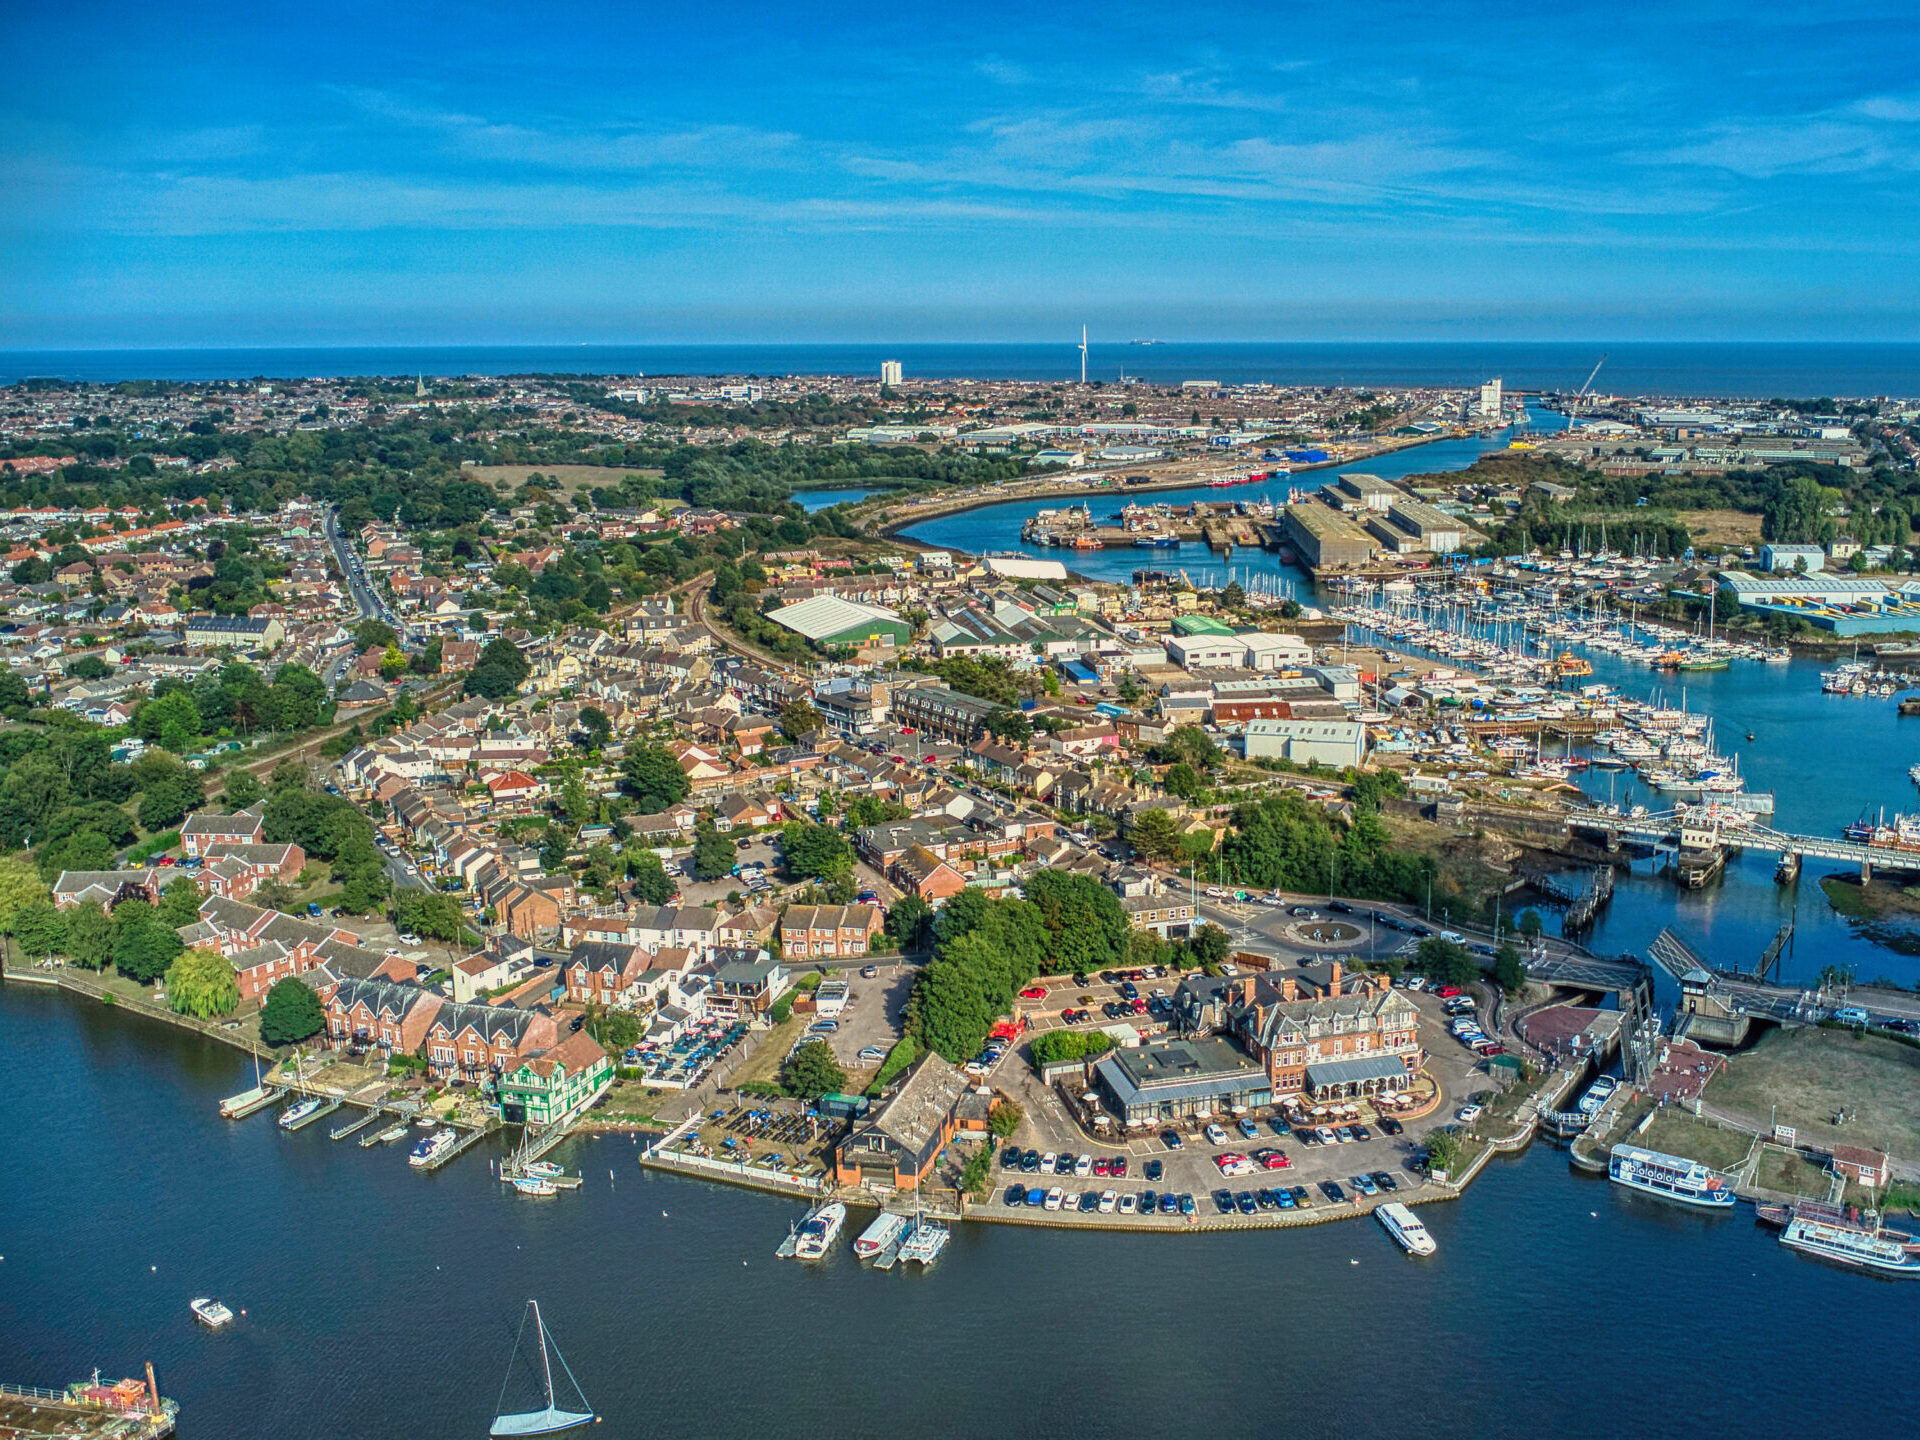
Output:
4 343 1920 397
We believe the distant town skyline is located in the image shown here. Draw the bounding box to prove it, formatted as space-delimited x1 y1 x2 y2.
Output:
5 0 1919 348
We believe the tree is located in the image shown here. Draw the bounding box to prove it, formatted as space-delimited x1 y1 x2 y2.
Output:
66 654 113 681
844 794 911 829
1413 937 1476 988
394 891 470 943
576 705 612 750
1021 870 1128 972
778 699 823 742
137 761 207 831
10 898 66 959
135 688 203 752
158 876 207 927
780 1039 848 1099
1163 762 1208 803
465 636 531 699
983 708 1032 744
627 850 675 904
780 820 851 881
987 1099 1024 1139
62 901 114 969
907 954 996 1062
1126 807 1184 861
165 946 239 1019
589 1008 643 1055
354 619 398 651
1155 725 1220 772
1517 909 1544 940
884 894 932 951
259 975 325 1046
0 855 51 935
223 768 264 808
112 899 185 983
1222 581 1246 609
690 820 734 881
1493 942 1526 995
621 744 690 811
1186 922 1231 969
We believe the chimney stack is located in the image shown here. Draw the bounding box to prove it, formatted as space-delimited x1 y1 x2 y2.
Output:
1281 976 1297 1002
1330 961 1343 994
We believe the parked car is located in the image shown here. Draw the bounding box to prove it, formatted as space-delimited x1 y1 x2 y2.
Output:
1320 1180 1348 1203
1161 1129 1184 1150
1237 1117 1260 1140
1019 986 1049 1000
1144 1159 1163 1182
1004 1184 1026 1207
1212 1190 1237 1214
1177 1193 1196 1215
1371 1170 1400 1193
1160 1193 1182 1215
1350 1174 1379 1197
1204 1123 1229 1147
1379 1117 1404 1136
1074 1153 1093 1177
1456 1103 1484 1123
1235 1192 1258 1215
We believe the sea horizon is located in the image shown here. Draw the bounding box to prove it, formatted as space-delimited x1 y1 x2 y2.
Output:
4 340 1920 398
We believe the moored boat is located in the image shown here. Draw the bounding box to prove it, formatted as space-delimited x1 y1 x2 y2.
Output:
276 1098 323 1129
512 1177 557 1197
188 1298 233 1328
853 1210 910 1259
1376 1201 1436 1256
898 1216 950 1265
408 1127 457 1169
1781 1216 1920 1277
793 1202 847 1259
1607 1144 1734 1209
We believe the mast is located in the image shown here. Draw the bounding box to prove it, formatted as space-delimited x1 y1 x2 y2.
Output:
535 1300 555 1411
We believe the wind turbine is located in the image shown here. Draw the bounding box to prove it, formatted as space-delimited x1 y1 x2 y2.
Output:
1079 326 1088 385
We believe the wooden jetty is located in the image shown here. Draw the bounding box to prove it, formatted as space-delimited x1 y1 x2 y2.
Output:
418 1121 494 1172
329 1108 378 1141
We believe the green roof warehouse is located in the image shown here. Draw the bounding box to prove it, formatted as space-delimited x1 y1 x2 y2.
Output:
767 595 914 649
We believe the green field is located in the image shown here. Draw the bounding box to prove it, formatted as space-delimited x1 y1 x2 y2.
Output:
1631 1109 1755 1173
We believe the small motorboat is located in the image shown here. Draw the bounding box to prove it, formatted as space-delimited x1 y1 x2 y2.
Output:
190 1297 234 1328
513 1177 558 1197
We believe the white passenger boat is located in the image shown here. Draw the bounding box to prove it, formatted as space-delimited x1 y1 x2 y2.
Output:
189 1297 234 1327
408 1127 458 1169
853 1210 910 1259
277 1097 323 1129
793 1202 847 1259
1780 1216 1920 1277
1607 1144 1734 1209
1376 1202 1436 1257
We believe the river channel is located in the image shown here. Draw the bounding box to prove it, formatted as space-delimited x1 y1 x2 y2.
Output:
2 983 1915 1440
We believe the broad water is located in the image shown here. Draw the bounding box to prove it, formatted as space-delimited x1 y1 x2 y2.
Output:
2 985 1915 1440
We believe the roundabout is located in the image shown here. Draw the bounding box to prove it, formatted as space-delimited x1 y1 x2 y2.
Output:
1285 920 1364 948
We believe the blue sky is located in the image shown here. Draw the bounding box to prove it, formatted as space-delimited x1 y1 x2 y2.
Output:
5 0 1920 346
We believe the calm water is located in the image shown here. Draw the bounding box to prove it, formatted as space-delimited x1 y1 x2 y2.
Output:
902 420 1920 991
5 343 1919 396
3 984 1916 1440
794 487 895 511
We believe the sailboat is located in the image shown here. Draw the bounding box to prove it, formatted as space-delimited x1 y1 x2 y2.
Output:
491 1300 597 1437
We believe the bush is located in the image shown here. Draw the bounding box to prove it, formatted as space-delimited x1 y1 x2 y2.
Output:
865 1036 919 1095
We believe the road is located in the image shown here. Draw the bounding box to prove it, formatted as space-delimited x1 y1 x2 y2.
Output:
326 506 398 627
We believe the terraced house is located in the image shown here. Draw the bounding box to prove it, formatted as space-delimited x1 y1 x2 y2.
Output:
1182 964 1422 1101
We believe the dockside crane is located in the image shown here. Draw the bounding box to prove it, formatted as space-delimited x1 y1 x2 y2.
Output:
1572 353 1609 413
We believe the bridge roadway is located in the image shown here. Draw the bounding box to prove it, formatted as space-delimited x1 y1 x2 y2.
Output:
1568 809 1920 873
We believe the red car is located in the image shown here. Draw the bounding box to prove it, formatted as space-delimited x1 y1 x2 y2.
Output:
1092 1157 1111 1177
1109 1156 1128 1178
1130 998 1148 1014
1434 984 1462 998
1019 986 1048 1000
1253 1148 1291 1170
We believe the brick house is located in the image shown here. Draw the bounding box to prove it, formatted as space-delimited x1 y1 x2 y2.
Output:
779 904 884 959
498 883 568 939
52 867 165 910
180 810 266 858
1832 1143 1891 1192
195 842 305 902
323 977 443 1054
423 1003 559 1082
833 1052 968 1193
561 941 650 1008
889 844 969 904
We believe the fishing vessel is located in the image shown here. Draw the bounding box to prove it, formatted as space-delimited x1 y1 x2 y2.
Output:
1607 1144 1734 1208
1780 1216 1920 1277
188 1298 233 1328
408 1127 458 1169
1375 1201 1436 1257
490 1300 596 1436
793 1201 847 1259
277 1098 323 1129
853 1210 910 1259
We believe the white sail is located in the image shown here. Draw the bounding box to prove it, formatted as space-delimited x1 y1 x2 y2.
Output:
492 1300 596 1437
